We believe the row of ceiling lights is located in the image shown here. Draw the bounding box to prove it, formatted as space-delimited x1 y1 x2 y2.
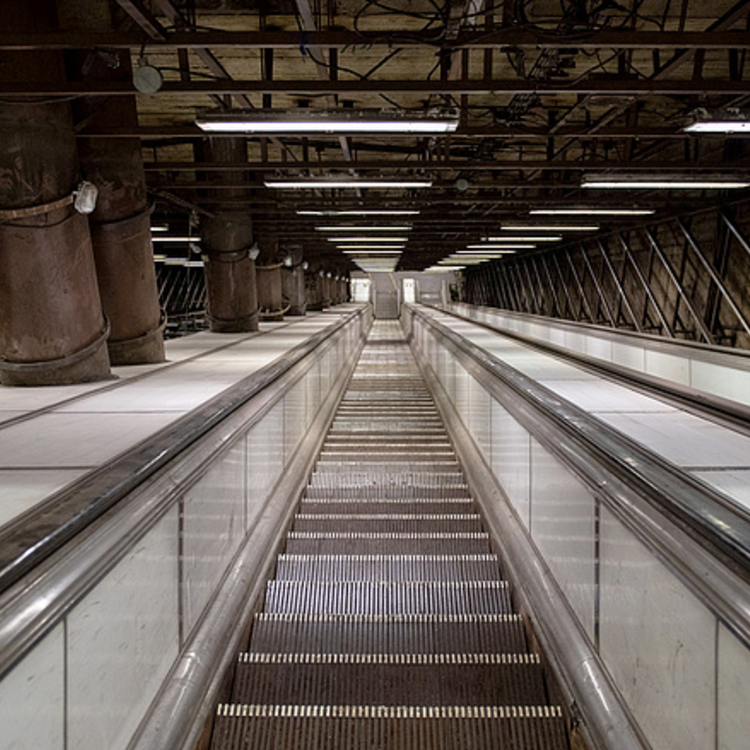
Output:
153 108 750 273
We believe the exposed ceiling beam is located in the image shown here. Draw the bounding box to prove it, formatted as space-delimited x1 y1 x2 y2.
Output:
112 0 167 40
142 159 750 172
4 29 750 50
6 79 750 96
78 125 703 140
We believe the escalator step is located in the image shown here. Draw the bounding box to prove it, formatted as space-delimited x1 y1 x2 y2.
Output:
292 515 484 534
284 532 492 555
249 613 527 654
304 484 470 500
274 554 502 582
299 500 476 515
212 704 569 750
232 653 547 706
263 580 512 615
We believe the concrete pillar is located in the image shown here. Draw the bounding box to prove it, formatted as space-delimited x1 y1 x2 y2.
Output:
65 2 165 365
202 138 258 332
0 0 110 385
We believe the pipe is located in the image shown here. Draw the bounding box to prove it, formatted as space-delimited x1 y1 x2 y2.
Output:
0 0 110 385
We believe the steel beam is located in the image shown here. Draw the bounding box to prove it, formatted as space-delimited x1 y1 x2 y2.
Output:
5 29 750 51
616 234 674 337
7 79 750 96
141 159 750 172
643 227 714 343
676 218 750 338
596 239 642 332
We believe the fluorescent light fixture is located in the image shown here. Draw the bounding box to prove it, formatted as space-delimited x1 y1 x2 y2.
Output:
499 224 599 231
424 266 458 272
582 174 750 189
153 254 167 260
684 109 750 134
265 179 433 189
152 236 202 242
150 225 169 232
196 108 459 134
184 260 204 268
298 209 420 216
439 259 486 265
327 236 408 242
164 257 188 265
531 208 655 216
485 235 562 242
338 246 405 251
341 250 403 255
316 226 411 231
466 244 535 250
456 251 516 256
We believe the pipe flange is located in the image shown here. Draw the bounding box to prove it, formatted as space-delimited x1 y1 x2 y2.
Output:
0 318 110 373
203 248 251 263
107 309 167 356
0 194 74 223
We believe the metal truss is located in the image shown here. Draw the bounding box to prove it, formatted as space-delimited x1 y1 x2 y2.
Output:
464 200 750 350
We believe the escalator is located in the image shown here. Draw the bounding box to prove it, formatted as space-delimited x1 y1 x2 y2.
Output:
210 320 569 749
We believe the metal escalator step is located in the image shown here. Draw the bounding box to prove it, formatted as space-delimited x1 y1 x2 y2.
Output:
292 515 483 534
274 554 501 582
212 705 569 750
319 451 455 461
263 580 512 615
249 613 527 654
307 472 466 489
299 500 476 515
304 485 470 500
314 461 462 473
284 532 492 555
324 436 450 444
232 653 547 706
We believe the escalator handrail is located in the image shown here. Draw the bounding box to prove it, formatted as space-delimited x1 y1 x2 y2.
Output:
0 306 368 595
447 301 750 366
409 304 750 646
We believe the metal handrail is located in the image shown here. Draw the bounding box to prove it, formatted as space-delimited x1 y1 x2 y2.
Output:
0 306 368 594
439 303 750 437
446 301 750 366
409 305 750 645
0 306 369 684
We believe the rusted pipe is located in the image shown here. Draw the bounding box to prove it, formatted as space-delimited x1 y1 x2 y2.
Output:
282 266 307 316
202 137 258 332
0 0 110 385
67 24 165 365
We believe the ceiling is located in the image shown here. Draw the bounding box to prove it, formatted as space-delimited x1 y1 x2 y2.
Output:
18 0 750 273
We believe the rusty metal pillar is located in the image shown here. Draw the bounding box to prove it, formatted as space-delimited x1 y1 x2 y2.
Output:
281 248 307 316
320 272 332 308
202 138 258 332
257 236 284 321
0 0 110 386
305 269 322 310
65 4 165 364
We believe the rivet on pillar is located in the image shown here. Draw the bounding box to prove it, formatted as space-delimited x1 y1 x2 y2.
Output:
201 138 258 333
64 1 165 365
0 0 111 386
